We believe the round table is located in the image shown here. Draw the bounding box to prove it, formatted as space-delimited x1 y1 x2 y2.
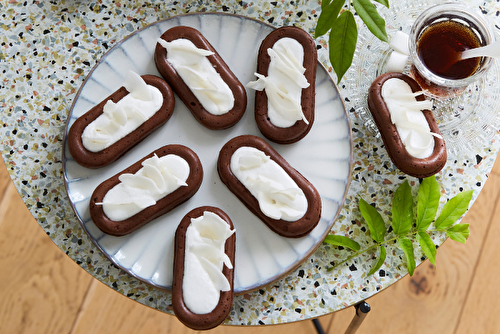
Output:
1 0 499 326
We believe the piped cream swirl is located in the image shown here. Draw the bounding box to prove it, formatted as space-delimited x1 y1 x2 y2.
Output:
100 154 189 221
247 37 309 128
157 38 234 115
230 146 307 221
381 78 441 159
183 211 235 314
82 71 163 152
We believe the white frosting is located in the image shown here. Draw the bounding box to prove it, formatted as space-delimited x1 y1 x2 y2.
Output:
230 146 307 221
247 37 310 128
182 211 235 314
157 38 234 115
381 78 441 159
100 154 189 221
82 71 163 152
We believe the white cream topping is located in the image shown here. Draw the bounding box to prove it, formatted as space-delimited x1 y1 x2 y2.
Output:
381 78 442 159
182 211 235 314
157 38 234 115
230 146 307 221
82 71 163 152
247 37 310 128
100 154 189 221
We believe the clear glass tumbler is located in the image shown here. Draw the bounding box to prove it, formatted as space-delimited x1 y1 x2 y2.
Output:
408 2 496 99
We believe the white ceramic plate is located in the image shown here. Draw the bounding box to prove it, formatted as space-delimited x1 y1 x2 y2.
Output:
62 13 352 293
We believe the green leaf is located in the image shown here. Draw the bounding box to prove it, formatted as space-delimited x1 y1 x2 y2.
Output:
329 10 357 84
352 0 388 42
321 0 332 10
446 224 470 244
323 235 361 251
372 0 389 8
315 0 345 38
367 245 387 276
434 190 473 230
416 176 441 232
416 231 437 267
398 237 416 276
359 197 386 243
392 180 413 237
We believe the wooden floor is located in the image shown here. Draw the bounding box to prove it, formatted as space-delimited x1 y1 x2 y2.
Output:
2 154 500 334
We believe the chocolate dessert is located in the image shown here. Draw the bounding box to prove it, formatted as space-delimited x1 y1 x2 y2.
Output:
154 26 247 130
89 145 203 236
250 26 317 144
173 206 235 330
217 135 321 238
367 72 447 178
68 74 175 169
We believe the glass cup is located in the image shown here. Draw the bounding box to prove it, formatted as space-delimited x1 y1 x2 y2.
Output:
408 2 496 99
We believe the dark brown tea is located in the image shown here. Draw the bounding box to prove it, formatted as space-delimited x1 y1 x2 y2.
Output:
417 20 482 79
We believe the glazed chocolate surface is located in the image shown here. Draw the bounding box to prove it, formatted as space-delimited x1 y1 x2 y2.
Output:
89 145 203 236
254 26 317 144
173 206 235 331
217 135 321 238
67 75 175 169
154 26 247 130
367 72 447 178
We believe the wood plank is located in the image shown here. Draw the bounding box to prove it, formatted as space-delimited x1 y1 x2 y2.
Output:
453 154 500 333
215 320 316 334
70 280 173 334
455 167 500 333
0 173 93 334
491 154 500 176
325 164 500 334
318 312 336 333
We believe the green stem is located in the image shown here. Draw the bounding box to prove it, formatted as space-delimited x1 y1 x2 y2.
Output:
327 228 442 272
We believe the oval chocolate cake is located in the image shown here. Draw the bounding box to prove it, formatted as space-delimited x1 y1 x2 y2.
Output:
68 73 175 169
367 72 447 178
89 144 203 236
217 134 321 238
173 206 236 330
248 26 317 144
154 26 247 130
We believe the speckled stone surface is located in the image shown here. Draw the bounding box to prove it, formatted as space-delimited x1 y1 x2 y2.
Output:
1 0 499 326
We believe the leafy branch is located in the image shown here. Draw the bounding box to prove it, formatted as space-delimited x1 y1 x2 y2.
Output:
315 0 389 83
324 176 473 276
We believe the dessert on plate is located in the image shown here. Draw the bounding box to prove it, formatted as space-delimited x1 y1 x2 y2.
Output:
154 26 247 130
172 206 236 330
68 71 175 168
247 26 317 144
89 145 203 236
368 72 447 178
217 134 321 238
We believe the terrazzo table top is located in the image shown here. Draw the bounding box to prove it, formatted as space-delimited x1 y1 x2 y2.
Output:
1 0 500 326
